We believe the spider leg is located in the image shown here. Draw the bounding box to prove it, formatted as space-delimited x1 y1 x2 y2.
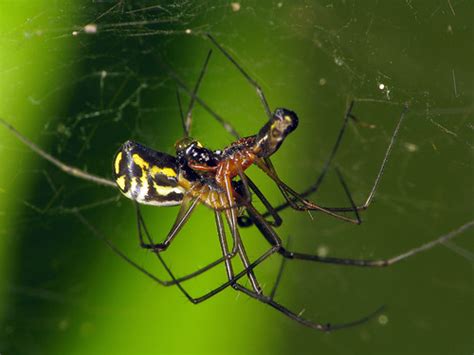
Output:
222 175 262 293
263 156 295 205
73 198 243 288
236 174 283 228
215 210 236 281
218 203 382 330
205 34 293 193
268 236 290 300
176 89 186 135
238 166 359 228
246 200 474 268
257 158 362 224
188 247 278 304
235 167 252 206
142 200 278 303
254 100 355 221
278 220 474 267
256 159 361 224
208 163 254 213
135 196 199 251
306 100 357 195
261 104 408 220
322 104 407 213
0 117 115 187
233 283 385 331
160 56 240 139
133 186 251 286
77 209 218 287
75 210 171 286
135 197 241 284
333 166 361 223
206 33 273 120
183 49 213 137
135 200 276 302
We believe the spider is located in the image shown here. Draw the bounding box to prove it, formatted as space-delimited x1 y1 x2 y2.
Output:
1 34 472 332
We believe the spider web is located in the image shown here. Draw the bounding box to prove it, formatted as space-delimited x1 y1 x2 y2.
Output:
0 1 472 354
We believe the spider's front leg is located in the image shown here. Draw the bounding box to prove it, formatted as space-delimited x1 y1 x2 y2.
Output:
255 105 408 224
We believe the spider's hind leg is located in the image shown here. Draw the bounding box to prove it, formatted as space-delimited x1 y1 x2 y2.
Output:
135 196 199 251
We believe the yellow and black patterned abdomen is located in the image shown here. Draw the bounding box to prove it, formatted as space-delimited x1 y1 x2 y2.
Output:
113 140 185 206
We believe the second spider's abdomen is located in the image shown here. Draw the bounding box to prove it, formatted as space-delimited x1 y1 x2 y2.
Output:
113 140 185 206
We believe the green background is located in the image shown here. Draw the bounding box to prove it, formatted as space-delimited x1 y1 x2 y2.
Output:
0 1 472 354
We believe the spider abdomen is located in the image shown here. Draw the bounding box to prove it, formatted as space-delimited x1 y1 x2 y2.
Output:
113 140 185 206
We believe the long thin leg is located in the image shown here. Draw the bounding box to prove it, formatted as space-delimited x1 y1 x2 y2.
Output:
206 34 273 120
182 247 278 304
269 236 290 300
135 196 199 251
257 100 356 219
215 203 383 331
236 174 283 227
256 158 361 224
140 199 280 303
76 209 232 286
322 105 408 213
147 205 240 284
333 166 361 223
237 167 357 228
183 49 213 136
233 283 385 331
132 188 243 286
307 100 357 196
222 175 262 293
135 202 239 284
0 118 115 187
159 58 241 139
263 105 408 218
136 201 270 302
215 210 236 281
226 212 263 294
176 89 186 134
205 34 289 191
75 210 171 286
229 167 282 228
281 219 474 267
245 200 474 268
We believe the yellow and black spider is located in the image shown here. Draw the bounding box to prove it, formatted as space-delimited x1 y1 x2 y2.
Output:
1 34 472 331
